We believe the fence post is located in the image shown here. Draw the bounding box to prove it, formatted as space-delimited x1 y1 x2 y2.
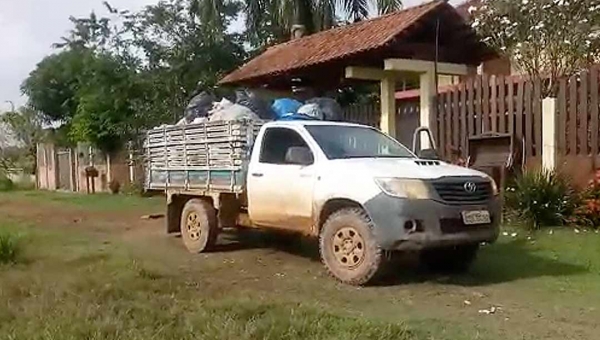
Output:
542 97 557 171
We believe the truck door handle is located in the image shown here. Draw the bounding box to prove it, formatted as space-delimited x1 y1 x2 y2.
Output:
251 173 263 177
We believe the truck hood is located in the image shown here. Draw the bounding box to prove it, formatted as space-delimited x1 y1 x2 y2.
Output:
324 158 488 180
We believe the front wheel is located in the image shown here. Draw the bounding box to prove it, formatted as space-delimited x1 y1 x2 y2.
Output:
420 244 479 273
319 208 384 285
180 199 218 253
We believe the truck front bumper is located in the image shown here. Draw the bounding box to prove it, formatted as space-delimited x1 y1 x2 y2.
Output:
363 194 501 251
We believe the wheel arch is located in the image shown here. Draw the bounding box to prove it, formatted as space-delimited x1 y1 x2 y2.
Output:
317 198 368 233
166 193 215 234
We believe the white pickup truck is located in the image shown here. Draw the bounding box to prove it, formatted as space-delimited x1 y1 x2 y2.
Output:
145 120 500 285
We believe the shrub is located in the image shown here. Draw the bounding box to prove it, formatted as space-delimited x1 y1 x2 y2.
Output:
0 174 14 192
505 170 577 229
571 170 600 228
121 181 143 196
0 230 21 264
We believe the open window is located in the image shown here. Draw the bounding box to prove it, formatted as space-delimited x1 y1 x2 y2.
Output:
259 128 314 165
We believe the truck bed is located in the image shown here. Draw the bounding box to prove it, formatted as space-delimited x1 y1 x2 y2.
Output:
144 120 263 193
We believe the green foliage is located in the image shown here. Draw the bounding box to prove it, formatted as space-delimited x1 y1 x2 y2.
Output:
505 170 577 229
121 181 144 196
0 230 21 264
570 170 600 228
0 173 14 192
21 49 88 123
472 0 600 95
1 107 47 173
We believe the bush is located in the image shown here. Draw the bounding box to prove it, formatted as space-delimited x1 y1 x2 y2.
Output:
121 181 143 196
0 174 14 192
0 230 21 264
571 170 600 228
505 170 577 229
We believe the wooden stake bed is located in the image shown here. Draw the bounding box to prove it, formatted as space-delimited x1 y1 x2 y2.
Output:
143 120 264 193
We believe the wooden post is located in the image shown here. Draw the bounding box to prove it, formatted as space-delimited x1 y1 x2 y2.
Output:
380 76 396 138
542 97 557 171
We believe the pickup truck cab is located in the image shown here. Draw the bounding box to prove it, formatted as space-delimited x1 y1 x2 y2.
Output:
160 120 500 285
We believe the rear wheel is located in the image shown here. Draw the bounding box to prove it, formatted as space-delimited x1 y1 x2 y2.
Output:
180 199 218 253
420 244 479 273
319 208 384 285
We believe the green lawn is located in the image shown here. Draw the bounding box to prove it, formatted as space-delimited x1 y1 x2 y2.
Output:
0 191 599 339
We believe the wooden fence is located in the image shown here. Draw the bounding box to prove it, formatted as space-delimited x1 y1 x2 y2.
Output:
341 68 600 183
557 67 600 157
434 75 543 164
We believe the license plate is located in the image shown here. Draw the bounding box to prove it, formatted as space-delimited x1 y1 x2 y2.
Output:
461 210 491 225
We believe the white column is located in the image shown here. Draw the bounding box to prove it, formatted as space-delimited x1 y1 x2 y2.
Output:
419 70 436 149
542 97 557 171
380 76 396 138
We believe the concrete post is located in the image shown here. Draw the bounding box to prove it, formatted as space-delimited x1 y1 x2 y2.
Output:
542 97 557 171
380 76 396 138
419 70 436 149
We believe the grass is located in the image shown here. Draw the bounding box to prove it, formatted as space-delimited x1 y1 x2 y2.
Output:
0 228 21 264
1 191 600 339
0 221 419 340
1 190 163 213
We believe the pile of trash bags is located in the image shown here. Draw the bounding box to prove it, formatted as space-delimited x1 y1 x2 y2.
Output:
169 88 343 128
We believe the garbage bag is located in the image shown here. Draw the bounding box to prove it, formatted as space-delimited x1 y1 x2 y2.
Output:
296 103 324 120
184 91 215 122
271 98 303 119
235 89 274 120
306 97 342 121
209 103 261 122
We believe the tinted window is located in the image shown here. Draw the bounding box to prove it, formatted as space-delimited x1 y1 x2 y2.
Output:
305 125 414 160
259 128 314 164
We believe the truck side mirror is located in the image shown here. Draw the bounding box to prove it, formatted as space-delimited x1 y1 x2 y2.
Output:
285 146 314 166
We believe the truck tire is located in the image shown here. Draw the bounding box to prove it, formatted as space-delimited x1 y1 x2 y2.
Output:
420 244 479 273
180 199 218 253
319 208 384 285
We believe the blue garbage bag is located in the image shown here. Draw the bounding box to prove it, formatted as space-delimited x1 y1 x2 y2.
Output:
271 98 302 119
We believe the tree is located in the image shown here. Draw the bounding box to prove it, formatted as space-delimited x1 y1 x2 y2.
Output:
0 107 46 173
70 52 142 153
21 49 89 123
22 0 247 153
191 0 403 47
472 0 600 95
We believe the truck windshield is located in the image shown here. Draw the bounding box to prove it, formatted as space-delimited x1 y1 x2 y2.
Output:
305 125 415 160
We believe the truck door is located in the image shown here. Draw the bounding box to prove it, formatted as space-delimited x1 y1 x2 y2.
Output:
247 127 317 231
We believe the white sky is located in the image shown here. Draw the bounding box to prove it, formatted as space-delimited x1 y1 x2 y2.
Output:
0 0 463 112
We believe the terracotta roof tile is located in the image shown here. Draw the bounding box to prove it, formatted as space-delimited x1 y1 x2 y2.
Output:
220 0 447 85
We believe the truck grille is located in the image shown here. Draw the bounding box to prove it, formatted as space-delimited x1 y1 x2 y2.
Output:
431 177 493 204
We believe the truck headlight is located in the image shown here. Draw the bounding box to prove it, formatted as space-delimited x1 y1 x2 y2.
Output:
374 178 433 199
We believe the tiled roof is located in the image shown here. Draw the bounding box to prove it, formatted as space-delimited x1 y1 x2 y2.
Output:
219 0 448 85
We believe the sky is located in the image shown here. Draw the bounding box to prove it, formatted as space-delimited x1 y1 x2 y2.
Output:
0 0 462 113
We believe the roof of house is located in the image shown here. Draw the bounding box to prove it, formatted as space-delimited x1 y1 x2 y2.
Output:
220 0 492 88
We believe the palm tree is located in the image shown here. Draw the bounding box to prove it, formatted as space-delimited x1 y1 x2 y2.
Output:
191 0 403 46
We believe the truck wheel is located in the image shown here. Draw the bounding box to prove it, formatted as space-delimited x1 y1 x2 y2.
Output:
180 199 218 253
319 208 384 285
420 244 479 273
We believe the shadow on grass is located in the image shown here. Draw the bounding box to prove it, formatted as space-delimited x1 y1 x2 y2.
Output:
213 230 587 286
379 239 587 287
